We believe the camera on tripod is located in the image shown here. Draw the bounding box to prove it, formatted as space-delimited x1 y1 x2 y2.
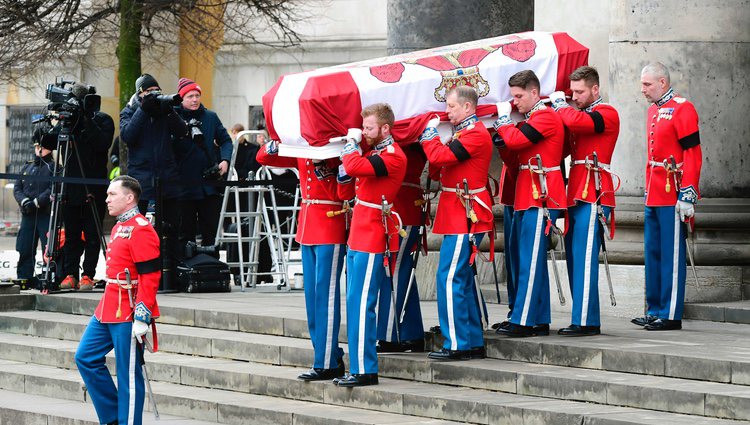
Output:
32 79 102 150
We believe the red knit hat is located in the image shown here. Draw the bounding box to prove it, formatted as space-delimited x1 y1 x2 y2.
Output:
178 77 201 98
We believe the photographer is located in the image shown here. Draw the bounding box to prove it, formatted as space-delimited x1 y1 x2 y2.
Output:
120 73 187 289
52 84 114 291
14 131 54 289
173 78 232 250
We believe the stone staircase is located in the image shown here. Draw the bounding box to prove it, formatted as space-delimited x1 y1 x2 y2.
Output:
0 291 749 424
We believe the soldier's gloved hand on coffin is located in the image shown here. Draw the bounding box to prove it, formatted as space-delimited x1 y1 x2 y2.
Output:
132 320 150 344
677 200 695 221
337 164 352 184
265 139 279 155
341 136 362 158
426 115 441 130
549 91 569 111
493 101 513 129
345 128 362 143
418 114 441 144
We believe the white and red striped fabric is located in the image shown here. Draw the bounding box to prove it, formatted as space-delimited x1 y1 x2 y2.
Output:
263 31 588 156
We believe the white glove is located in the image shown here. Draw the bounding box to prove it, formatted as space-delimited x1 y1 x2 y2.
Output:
132 320 150 344
340 138 362 158
426 115 440 130
265 139 279 155
345 128 362 143
677 200 695 222
493 101 513 129
549 91 569 111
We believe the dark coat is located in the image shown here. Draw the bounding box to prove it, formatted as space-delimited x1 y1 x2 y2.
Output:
173 104 232 200
14 153 54 214
120 94 187 201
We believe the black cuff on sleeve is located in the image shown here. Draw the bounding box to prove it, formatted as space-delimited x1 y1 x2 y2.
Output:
679 131 701 149
135 257 161 274
367 155 388 177
448 139 471 161
519 123 544 144
587 111 605 134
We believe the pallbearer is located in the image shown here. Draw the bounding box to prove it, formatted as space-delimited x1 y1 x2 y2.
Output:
548 66 620 336
377 142 427 353
419 85 494 361
336 103 406 386
494 70 566 338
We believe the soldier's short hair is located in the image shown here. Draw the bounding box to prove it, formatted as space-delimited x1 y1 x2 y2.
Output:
569 66 600 87
508 70 541 91
361 103 395 127
113 175 142 202
447 85 479 107
641 62 671 85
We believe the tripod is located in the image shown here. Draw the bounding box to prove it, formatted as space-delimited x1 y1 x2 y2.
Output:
40 116 109 293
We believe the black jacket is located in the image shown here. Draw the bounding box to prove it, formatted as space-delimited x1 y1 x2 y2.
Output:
14 153 54 214
120 94 188 201
173 104 232 200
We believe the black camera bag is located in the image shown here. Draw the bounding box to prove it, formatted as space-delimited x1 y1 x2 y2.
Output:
176 253 231 293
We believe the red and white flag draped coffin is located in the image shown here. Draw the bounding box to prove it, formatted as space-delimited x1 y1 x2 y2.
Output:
262 31 589 158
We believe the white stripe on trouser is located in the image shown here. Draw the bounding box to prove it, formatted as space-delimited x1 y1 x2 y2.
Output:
669 209 680 320
386 226 410 340
359 255 375 370
581 204 597 326
324 244 341 366
128 332 136 425
520 210 544 326
446 237 463 350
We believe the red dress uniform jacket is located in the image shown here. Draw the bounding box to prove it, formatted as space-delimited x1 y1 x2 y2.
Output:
257 149 349 245
94 210 160 324
421 116 494 235
557 99 620 207
644 89 702 206
497 103 566 211
394 144 427 227
342 136 407 254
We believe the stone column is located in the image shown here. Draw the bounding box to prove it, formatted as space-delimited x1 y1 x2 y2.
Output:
387 0 534 55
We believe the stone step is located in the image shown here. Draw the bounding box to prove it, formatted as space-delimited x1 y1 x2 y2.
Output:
9 300 750 386
685 300 750 324
0 293 34 311
3 327 750 421
0 353 746 425
0 359 462 425
0 388 220 425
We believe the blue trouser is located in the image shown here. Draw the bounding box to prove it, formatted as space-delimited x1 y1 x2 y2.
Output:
644 205 687 320
301 244 345 369
346 249 389 374
15 211 50 280
435 234 486 351
75 317 144 425
503 206 517 319
510 208 561 327
564 202 612 327
378 225 425 343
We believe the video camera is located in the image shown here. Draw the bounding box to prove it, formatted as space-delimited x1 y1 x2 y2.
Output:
184 240 220 259
32 79 102 150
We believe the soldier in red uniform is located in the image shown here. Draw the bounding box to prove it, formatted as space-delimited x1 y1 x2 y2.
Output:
549 66 620 336
632 62 702 331
75 175 160 425
494 70 566 338
420 85 493 360
257 138 350 380
335 103 406 386
376 143 427 353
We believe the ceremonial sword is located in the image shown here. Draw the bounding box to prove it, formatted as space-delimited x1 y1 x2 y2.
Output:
462 179 488 328
399 178 430 324
125 268 160 420
533 155 566 306
381 195 401 344
669 156 700 290
592 153 616 306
